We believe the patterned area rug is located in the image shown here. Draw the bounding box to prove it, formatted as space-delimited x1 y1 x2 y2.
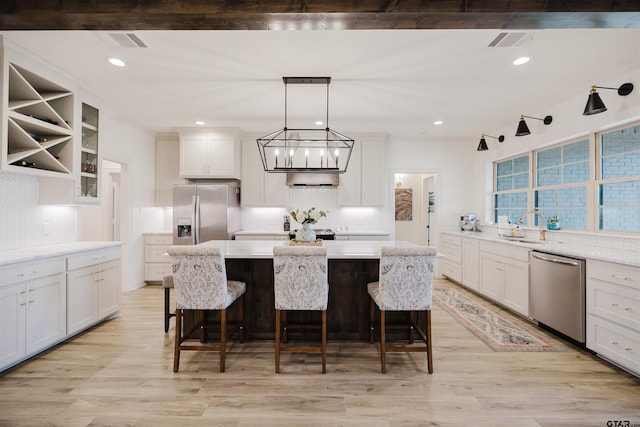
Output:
433 287 569 352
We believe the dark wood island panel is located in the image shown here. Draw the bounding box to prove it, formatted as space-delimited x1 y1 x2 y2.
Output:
224 258 382 341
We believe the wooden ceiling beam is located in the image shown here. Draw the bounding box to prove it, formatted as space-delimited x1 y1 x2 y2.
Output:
1 1 639 30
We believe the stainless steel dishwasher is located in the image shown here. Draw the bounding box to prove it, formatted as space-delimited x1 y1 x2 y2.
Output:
530 251 586 343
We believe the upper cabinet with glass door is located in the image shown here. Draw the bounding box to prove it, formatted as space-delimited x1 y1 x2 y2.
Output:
2 63 74 177
79 103 99 200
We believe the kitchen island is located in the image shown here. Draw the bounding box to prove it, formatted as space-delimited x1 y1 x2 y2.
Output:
189 240 424 341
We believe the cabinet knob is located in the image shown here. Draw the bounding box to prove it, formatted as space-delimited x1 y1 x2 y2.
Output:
625 347 633 352
611 341 619 345
612 303 619 308
625 307 633 312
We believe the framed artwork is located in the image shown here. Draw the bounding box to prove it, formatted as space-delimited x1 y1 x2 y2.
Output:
395 188 413 221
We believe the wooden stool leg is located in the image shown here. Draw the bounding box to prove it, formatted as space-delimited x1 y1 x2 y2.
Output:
380 309 386 374
426 309 433 374
409 311 415 344
275 309 281 373
321 310 327 374
164 287 171 333
282 310 288 344
220 308 227 373
369 297 375 344
173 309 182 372
238 294 245 343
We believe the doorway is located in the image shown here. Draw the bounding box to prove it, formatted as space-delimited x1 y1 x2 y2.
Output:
393 172 438 246
79 159 129 291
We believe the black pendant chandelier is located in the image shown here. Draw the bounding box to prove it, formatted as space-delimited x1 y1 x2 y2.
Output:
257 77 354 173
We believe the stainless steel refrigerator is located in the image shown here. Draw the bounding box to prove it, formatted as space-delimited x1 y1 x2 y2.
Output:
172 181 241 245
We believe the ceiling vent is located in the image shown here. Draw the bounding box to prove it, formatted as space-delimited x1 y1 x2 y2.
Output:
97 32 149 48
488 32 535 48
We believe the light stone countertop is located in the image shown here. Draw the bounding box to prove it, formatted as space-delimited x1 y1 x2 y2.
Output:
0 241 122 267
442 230 640 267
199 239 417 259
234 230 289 236
234 230 390 236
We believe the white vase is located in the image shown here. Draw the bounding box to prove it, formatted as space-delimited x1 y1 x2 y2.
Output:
295 224 316 242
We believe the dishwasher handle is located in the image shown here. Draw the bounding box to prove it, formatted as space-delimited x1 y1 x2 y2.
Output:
531 252 580 266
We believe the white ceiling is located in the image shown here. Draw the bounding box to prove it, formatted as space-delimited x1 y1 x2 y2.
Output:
1 29 639 140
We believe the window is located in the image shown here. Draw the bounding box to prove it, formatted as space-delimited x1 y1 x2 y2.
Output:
598 124 640 232
492 122 640 234
534 138 590 229
494 155 529 223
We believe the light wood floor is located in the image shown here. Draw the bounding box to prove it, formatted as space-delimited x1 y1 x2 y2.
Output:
1 279 639 426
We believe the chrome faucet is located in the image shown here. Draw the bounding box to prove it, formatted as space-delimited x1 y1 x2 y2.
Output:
518 210 547 241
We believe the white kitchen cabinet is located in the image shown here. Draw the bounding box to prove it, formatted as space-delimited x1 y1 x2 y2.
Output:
179 129 241 179
77 102 99 201
338 137 385 206
240 137 288 206
439 233 462 283
144 234 173 282
67 246 121 335
154 132 184 206
586 259 640 376
462 237 479 290
0 257 66 371
479 252 503 301
478 241 529 317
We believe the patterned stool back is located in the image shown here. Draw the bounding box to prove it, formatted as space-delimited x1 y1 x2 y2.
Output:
273 246 329 311
168 246 229 310
377 246 437 311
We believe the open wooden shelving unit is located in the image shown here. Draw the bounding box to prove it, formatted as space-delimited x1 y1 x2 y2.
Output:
4 63 74 177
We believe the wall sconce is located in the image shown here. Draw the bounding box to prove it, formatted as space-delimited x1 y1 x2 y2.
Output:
583 83 634 115
477 134 504 151
515 115 553 136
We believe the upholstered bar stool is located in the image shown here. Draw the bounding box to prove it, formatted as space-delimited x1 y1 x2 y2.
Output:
273 246 329 374
168 245 246 373
162 275 175 333
368 246 437 374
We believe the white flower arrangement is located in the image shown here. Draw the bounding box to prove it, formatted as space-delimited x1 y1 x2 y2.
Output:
289 207 327 225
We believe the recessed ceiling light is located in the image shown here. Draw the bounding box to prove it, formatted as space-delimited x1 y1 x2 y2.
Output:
433 120 443 125
513 56 531 66
107 57 126 67
195 120 205 125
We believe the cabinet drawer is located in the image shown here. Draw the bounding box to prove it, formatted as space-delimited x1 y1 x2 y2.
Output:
441 259 462 283
587 314 640 376
144 234 172 245
440 233 462 246
480 240 530 262
145 246 170 263
1 257 66 286
587 259 640 291
145 263 173 282
439 242 462 264
588 278 640 331
67 246 121 271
